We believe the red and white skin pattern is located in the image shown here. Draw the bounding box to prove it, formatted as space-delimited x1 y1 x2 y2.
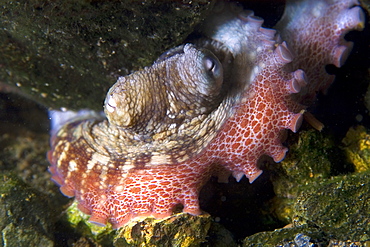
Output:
47 0 365 228
275 0 365 106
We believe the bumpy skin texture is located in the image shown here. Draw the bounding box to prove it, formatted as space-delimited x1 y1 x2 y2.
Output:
48 0 364 228
275 0 365 106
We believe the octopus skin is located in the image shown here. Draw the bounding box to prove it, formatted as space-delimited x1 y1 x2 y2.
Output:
275 0 365 106
47 0 365 228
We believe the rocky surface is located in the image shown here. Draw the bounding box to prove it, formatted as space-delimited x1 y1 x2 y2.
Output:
0 172 55 246
0 0 214 111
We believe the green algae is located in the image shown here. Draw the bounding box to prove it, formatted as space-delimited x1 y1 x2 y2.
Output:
266 129 339 223
244 225 325 247
114 213 212 247
64 205 237 247
293 171 370 241
246 127 370 245
64 200 115 246
244 171 370 246
0 172 55 246
342 125 370 172
0 0 214 110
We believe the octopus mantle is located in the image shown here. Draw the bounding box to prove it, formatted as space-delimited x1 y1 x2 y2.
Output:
48 0 365 228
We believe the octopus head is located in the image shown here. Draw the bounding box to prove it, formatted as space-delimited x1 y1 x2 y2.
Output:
104 44 224 134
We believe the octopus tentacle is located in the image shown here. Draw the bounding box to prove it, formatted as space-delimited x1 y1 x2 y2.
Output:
275 0 365 104
197 2 306 182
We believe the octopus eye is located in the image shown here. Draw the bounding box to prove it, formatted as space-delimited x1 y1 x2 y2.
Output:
203 55 222 80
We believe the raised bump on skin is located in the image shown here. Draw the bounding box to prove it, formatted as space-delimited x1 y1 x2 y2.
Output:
275 42 293 64
332 43 352 68
294 69 308 87
89 213 108 227
60 185 75 197
247 15 264 30
245 169 263 184
182 203 202 216
261 38 277 48
48 166 56 175
50 175 63 186
288 69 307 93
288 113 304 133
105 94 117 113
232 170 245 182
259 27 276 40
271 146 288 163
238 10 254 22
343 7 365 31
77 203 92 215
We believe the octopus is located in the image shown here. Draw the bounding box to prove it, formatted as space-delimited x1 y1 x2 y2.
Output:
47 0 365 228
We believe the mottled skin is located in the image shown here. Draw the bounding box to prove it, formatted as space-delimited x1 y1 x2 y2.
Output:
195 3 306 181
48 44 235 227
276 0 365 106
48 0 365 228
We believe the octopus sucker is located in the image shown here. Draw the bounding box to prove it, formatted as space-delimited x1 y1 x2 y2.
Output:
275 0 365 104
59 184 75 198
48 0 365 228
287 69 307 94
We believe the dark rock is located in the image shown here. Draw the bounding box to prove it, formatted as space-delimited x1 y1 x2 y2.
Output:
0 172 55 246
293 172 370 242
0 0 214 110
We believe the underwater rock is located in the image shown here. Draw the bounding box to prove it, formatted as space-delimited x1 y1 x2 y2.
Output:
63 202 237 247
342 125 370 172
293 171 370 242
244 225 326 247
0 172 54 246
0 0 214 110
244 172 370 246
267 129 342 223
114 213 212 247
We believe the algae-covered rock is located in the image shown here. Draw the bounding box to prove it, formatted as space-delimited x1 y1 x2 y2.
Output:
342 125 370 172
266 129 340 223
0 92 64 200
327 239 370 246
244 225 326 247
113 213 236 247
243 172 370 246
274 129 334 185
0 172 55 246
114 213 212 247
0 0 214 110
245 127 370 245
245 226 370 247
63 200 115 246
0 93 71 246
293 171 370 241
64 203 237 247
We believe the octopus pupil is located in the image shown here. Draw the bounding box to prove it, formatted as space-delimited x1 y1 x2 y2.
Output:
204 57 216 74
